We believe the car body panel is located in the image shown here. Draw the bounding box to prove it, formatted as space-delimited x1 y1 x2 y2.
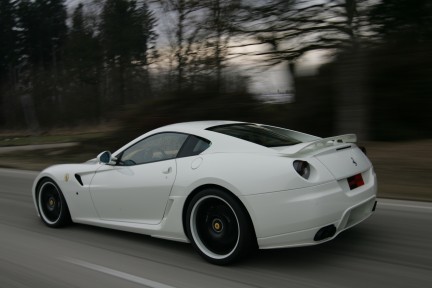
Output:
89 159 177 224
243 168 376 245
32 120 377 250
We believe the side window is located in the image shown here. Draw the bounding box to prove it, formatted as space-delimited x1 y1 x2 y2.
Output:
178 135 211 158
120 133 188 165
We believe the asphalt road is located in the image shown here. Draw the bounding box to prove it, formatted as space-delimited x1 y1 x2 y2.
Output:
0 168 431 288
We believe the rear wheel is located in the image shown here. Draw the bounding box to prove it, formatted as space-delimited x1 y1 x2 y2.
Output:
37 178 71 228
186 188 255 265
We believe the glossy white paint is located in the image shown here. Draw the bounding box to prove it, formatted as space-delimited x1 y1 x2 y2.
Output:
90 160 177 224
32 120 377 249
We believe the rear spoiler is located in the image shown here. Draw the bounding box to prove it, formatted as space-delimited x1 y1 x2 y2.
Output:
281 134 357 156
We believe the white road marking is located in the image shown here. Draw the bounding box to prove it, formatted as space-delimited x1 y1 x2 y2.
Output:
0 168 39 176
378 200 432 211
0 142 78 154
63 257 177 288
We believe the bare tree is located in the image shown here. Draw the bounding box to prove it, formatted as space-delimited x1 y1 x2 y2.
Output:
232 0 372 62
157 0 206 92
201 0 241 94
101 0 158 105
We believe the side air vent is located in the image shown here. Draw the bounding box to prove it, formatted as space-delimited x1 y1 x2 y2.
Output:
75 174 84 186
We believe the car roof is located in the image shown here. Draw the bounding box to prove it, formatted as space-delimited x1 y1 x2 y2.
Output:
113 120 275 156
157 120 244 132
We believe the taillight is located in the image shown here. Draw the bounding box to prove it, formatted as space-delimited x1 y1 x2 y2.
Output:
347 173 364 190
293 160 310 179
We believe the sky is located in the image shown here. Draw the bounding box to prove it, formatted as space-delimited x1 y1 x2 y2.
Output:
64 0 327 95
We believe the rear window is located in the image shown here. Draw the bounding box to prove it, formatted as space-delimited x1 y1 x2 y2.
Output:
207 124 301 147
177 135 211 157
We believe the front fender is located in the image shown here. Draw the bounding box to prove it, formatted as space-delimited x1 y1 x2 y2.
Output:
32 163 102 219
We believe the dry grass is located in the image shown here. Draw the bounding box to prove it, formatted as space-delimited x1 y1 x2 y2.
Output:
364 140 432 202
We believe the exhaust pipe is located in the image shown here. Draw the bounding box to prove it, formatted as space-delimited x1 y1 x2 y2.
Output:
314 225 336 241
372 201 377 212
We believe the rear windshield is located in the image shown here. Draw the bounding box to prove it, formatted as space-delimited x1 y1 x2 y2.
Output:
207 124 302 147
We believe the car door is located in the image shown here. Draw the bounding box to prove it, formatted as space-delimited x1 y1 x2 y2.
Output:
89 132 188 224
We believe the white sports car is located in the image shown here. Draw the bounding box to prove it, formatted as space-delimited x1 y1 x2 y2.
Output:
32 121 377 264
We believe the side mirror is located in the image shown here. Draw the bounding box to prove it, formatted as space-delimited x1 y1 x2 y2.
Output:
97 151 116 164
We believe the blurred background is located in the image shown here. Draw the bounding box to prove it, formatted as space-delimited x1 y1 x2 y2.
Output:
0 0 431 200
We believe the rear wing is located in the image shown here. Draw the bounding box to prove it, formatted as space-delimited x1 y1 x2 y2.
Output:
281 134 357 156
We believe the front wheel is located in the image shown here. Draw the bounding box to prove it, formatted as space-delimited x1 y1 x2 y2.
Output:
185 188 255 265
37 178 71 228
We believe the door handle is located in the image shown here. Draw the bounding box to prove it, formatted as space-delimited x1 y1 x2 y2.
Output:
162 167 172 174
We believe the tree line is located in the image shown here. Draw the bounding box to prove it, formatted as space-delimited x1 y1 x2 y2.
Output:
0 0 431 139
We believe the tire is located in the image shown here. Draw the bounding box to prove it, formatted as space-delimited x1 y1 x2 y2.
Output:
37 178 71 228
185 188 255 265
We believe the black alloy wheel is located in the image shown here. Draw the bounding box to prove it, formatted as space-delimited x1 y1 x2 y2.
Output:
37 178 71 228
186 188 255 265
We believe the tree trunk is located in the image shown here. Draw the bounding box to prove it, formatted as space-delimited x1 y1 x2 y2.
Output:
20 91 40 134
176 0 185 93
334 49 369 140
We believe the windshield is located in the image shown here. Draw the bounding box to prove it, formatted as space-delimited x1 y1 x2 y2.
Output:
207 124 302 147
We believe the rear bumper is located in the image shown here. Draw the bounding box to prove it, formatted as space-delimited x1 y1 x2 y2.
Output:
242 168 377 249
